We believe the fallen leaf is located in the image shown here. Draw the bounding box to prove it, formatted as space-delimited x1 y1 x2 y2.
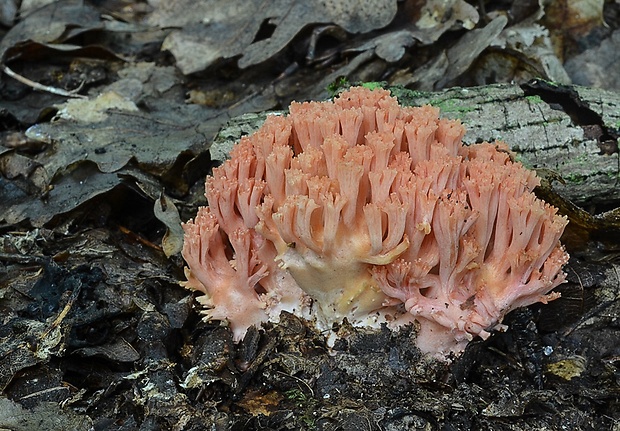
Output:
237 390 283 417
54 91 139 123
154 193 184 257
25 104 218 178
150 0 398 73
0 1 102 64
437 15 508 87
394 15 505 90
0 0 17 27
415 0 478 31
73 338 141 363
0 150 49 194
544 0 605 58
545 356 588 380
484 8 571 85
0 162 121 226
0 1 108 101
0 396 93 431
565 29 620 91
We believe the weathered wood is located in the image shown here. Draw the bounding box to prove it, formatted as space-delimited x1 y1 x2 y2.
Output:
210 83 620 206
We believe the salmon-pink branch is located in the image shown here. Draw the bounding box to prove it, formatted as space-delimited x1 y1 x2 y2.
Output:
181 86 569 358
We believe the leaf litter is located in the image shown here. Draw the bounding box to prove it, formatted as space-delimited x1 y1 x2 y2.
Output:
1 0 619 429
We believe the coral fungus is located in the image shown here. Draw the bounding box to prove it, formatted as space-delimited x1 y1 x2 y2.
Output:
182 86 569 357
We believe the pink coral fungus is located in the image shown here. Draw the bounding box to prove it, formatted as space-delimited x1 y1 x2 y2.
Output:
182 86 568 357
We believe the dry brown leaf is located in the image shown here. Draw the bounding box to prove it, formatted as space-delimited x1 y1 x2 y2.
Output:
437 15 508 87
154 194 184 258
391 15 504 90
544 0 605 37
237 390 284 417
486 8 571 85
346 0 479 64
149 0 398 74
54 92 139 123
415 0 478 31
543 0 605 59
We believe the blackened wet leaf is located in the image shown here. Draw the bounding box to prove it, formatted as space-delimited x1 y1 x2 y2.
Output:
237 390 284 417
73 338 140 362
0 397 93 431
0 333 43 391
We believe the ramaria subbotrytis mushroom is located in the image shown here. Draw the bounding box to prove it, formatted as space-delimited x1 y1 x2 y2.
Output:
181 86 569 358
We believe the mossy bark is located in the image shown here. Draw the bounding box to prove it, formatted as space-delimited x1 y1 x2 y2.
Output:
211 83 620 207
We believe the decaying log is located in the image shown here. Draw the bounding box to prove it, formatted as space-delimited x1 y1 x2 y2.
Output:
211 82 620 207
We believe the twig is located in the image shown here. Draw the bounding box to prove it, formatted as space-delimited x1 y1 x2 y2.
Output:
1 63 88 99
